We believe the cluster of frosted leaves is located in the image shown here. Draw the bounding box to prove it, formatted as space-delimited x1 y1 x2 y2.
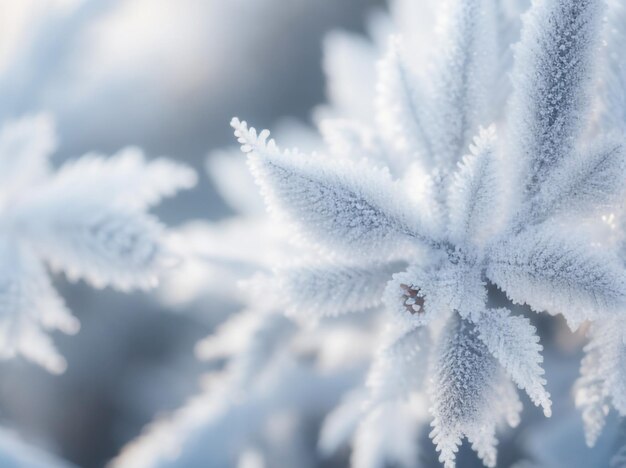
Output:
112 280 374 468
230 0 626 465
114 122 373 467
574 205 626 449
117 267 374 468
158 125 316 313
0 114 196 372
112 354 362 468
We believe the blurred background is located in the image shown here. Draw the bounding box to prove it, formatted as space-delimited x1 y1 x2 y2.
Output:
0 1 384 466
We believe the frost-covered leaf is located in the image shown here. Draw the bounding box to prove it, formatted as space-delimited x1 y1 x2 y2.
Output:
531 137 626 220
232 118 439 257
429 313 511 468
376 0 498 174
375 37 434 170
508 0 603 197
0 236 78 373
205 0 626 465
209 117 321 216
447 125 504 246
112 357 355 468
366 326 430 405
278 261 404 319
14 205 167 291
6 149 195 291
575 317 626 446
475 308 551 415
597 0 626 131
427 0 498 171
463 377 522 467
487 226 626 329
36 148 197 211
318 326 429 466
493 0 530 117
0 114 190 372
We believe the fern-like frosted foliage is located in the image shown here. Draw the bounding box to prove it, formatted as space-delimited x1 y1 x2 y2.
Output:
598 0 626 132
232 0 626 465
236 119 440 256
0 115 196 372
475 308 550 414
575 317 626 447
447 126 503 247
112 290 367 468
430 314 522 468
507 0 602 199
279 261 406 319
487 224 626 329
531 138 626 220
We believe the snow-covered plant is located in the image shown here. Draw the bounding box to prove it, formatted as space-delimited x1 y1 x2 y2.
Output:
112 126 375 468
0 114 196 373
227 0 626 465
111 0 626 467
156 133 310 314
575 215 626 447
572 0 626 451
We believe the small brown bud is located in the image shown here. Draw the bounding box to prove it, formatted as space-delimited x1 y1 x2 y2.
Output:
400 283 425 315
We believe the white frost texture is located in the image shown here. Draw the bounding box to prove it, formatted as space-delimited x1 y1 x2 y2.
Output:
0 114 196 373
116 0 626 467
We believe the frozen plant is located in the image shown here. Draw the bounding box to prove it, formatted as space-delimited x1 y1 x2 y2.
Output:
112 125 373 468
113 0 626 466
230 0 626 466
0 114 196 373
573 0 626 451
156 131 311 314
